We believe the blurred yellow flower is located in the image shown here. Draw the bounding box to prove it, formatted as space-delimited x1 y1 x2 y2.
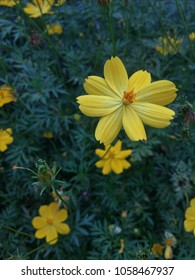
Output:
43 131 53 138
156 36 183 55
151 243 164 258
189 32 195 41
77 56 177 145
54 0 66 6
118 239 125 254
0 85 17 107
0 128 13 152
164 231 176 260
95 140 132 175
24 0 54 18
32 202 70 245
0 0 19 6
46 24 63 35
184 198 195 235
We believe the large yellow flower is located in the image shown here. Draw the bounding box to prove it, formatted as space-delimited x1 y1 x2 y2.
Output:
23 0 54 18
95 140 132 175
77 56 177 145
184 198 195 235
32 202 70 245
0 128 13 152
0 85 17 107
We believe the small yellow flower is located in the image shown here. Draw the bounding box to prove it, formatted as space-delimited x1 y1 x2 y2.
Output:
46 24 63 35
95 140 132 175
164 231 176 260
189 32 195 41
0 128 13 152
43 131 53 139
156 36 183 56
151 243 164 258
0 85 17 107
77 56 177 145
32 202 70 245
0 0 19 6
184 198 195 235
24 0 54 18
54 0 66 6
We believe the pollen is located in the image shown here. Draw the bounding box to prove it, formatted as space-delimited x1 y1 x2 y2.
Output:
123 89 136 105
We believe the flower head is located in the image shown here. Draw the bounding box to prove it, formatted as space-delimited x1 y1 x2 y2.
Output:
24 0 54 18
0 0 19 6
151 243 164 258
54 0 66 6
0 128 13 152
32 202 70 245
184 198 195 235
0 85 17 107
156 36 183 55
164 231 177 260
46 24 63 35
77 56 177 145
189 32 195 41
95 140 132 175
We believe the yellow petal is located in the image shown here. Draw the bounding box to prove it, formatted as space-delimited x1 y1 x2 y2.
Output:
132 102 175 128
184 219 195 232
190 198 195 208
39 205 49 218
95 107 123 145
128 70 151 92
84 76 117 98
54 209 68 223
111 159 123 174
121 159 131 169
136 80 177 105
116 150 132 159
104 57 128 97
122 106 147 141
48 202 58 217
46 226 58 244
95 159 105 168
35 227 49 239
113 140 122 153
102 159 112 174
55 223 70 234
32 217 47 229
185 208 195 220
77 95 122 117
95 148 108 158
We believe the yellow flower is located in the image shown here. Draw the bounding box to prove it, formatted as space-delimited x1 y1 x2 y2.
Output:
95 140 132 175
156 36 183 55
0 85 17 107
46 24 63 35
54 0 66 6
77 56 177 145
32 202 70 245
0 128 13 152
0 0 19 6
151 243 164 258
43 131 53 138
189 32 195 41
24 0 54 18
184 198 195 235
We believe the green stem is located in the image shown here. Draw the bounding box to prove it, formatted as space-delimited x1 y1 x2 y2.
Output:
107 5 116 56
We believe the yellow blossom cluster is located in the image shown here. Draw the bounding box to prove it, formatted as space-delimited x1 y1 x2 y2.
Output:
156 36 183 55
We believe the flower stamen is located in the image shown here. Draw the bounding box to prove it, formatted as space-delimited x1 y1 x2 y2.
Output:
123 89 136 104
46 218 53 225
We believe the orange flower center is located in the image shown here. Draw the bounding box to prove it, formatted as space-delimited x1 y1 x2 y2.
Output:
108 150 115 158
46 218 53 225
123 89 136 105
166 239 173 246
